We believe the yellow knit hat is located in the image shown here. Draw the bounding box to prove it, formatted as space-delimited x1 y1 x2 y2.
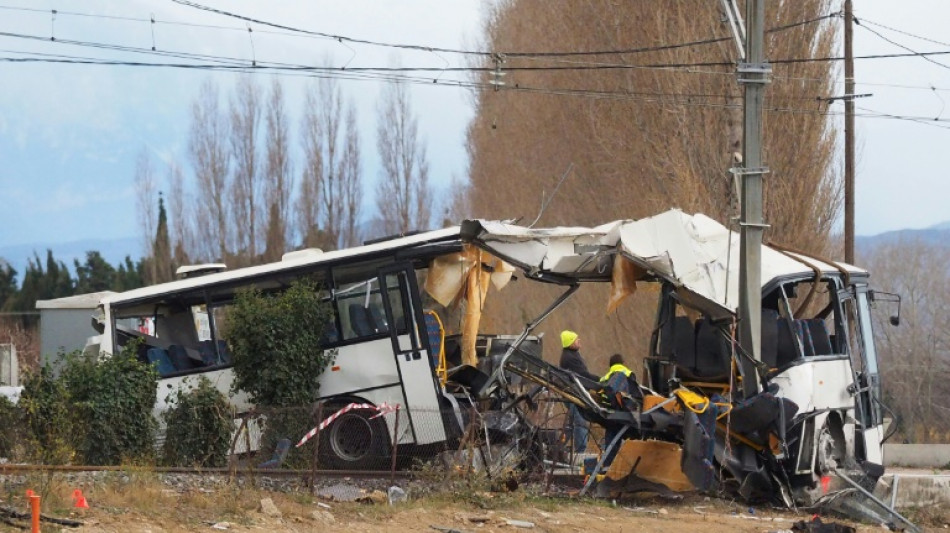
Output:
560 330 578 348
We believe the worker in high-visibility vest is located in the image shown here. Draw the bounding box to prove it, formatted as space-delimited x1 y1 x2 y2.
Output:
599 353 642 466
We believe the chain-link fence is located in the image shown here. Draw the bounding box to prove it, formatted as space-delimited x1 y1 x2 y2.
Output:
229 399 574 476
0 391 612 482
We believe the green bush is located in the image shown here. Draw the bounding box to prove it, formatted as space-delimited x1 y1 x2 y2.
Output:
60 344 159 465
226 279 336 466
161 376 233 467
19 364 76 464
227 280 335 407
20 343 158 466
0 395 25 460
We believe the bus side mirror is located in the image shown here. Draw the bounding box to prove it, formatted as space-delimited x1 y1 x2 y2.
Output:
870 290 901 327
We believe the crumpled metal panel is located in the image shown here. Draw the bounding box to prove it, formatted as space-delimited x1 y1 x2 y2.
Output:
464 210 865 316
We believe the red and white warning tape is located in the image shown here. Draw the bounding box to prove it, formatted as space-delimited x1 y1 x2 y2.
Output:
295 402 400 448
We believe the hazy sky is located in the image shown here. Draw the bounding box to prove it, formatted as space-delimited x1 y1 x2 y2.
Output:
0 0 946 256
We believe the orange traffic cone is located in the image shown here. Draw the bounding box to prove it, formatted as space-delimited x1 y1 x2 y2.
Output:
72 489 89 511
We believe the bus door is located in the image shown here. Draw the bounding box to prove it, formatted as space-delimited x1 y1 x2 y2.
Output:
841 286 885 466
378 265 446 444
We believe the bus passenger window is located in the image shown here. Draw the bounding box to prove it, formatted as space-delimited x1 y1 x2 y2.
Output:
334 278 391 341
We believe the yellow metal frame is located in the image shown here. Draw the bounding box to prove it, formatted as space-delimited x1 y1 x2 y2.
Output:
424 310 448 385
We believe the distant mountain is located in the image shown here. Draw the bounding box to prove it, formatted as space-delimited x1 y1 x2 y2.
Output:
0 237 142 279
856 223 950 253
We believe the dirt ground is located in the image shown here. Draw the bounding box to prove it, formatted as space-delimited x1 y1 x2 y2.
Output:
1 474 920 533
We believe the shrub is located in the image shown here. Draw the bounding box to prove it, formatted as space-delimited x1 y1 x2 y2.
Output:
161 376 233 467
226 279 336 466
60 343 159 465
227 280 336 407
0 395 25 460
19 364 76 464
20 343 158 466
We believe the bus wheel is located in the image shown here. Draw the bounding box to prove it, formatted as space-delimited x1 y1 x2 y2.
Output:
320 405 390 470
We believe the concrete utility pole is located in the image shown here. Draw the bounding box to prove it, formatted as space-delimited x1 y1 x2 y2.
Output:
844 0 856 264
736 0 770 398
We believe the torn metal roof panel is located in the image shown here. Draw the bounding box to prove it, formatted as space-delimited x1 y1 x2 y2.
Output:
463 209 867 315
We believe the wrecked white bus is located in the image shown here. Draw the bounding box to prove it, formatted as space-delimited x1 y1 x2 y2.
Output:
91 227 535 469
460 210 900 519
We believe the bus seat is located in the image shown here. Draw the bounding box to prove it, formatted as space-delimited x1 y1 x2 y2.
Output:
672 316 697 371
368 304 389 331
348 304 376 337
775 318 802 367
197 341 218 365
147 348 176 376
804 319 833 355
797 319 816 357
168 344 200 371
761 309 779 368
694 318 731 379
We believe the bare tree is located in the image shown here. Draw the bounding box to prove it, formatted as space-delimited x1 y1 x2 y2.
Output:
263 78 293 262
297 74 364 250
376 79 431 235
340 103 363 247
466 0 841 366
298 82 325 249
442 174 471 226
166 161 192 266
134 149 157 281
861 239 950 442
317 75 345 249
189 79 230 262
228 76 263 264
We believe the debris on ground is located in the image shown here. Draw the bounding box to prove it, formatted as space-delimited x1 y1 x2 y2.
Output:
792 516 857 533
504 518 536 528
316 483 363 502
258 497 282 518
388 485 408 504
0 505 84 529
311 510 335 525
431 526 466 533
356 489 388 504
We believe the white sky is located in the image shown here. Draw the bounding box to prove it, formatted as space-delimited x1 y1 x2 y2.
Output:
0 0 946 254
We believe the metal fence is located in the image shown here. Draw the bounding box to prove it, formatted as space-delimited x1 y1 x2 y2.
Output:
229 396 594 477
0 392 612 482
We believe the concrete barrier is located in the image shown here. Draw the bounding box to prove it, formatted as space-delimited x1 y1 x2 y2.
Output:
877 473 950 508
884 444 950 468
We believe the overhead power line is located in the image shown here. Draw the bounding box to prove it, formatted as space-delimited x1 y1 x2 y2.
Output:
854 18 950 71
169 0 836 59
857 17 950 49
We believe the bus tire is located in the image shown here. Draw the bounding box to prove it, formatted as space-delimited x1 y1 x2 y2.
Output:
319 403 391 470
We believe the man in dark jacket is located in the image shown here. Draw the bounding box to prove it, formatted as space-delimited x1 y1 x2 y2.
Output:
559 330 597 453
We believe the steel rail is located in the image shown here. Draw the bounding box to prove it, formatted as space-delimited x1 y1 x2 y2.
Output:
0 464 412 478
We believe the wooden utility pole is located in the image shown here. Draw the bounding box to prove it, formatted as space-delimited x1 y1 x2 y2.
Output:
736 0 770 398
844 0 856 263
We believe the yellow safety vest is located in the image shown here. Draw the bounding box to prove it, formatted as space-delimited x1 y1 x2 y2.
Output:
600 363 633 383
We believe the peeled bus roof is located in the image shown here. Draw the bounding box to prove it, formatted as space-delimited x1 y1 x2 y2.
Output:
101 226 461 307
462 209 866 315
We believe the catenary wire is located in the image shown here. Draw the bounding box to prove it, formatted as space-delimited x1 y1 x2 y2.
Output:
2 7 949 131
4 4 949 93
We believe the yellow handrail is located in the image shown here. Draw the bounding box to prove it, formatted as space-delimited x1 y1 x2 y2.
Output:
424 310 448 385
